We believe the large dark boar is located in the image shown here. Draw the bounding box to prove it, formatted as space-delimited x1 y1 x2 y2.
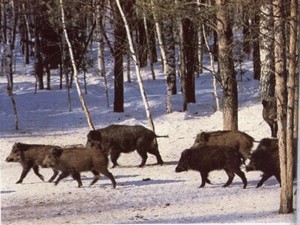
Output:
42 145 116 188
5 142 59 184
175 146 247 188
86 125 168 167
262 98 277 138
246 138 296 187
193 130 254 162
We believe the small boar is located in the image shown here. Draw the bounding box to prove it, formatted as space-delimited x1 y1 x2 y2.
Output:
246 138 296 187
5 142 59 184
262 98 277 138
86 124 168 167
42 145 116 188
193 130 254 163
175 146 247 188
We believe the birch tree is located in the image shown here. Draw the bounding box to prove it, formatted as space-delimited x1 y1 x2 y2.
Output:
2 0 19 130
59 0 95 130
259 0 275 102
115 0 155 131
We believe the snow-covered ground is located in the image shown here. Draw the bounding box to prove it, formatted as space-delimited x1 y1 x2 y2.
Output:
0 58 298 224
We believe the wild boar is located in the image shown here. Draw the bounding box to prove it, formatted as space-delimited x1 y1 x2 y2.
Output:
262 98 277 138
86 124 168 167
246 138 296 187
42 145 116 188
175 146 247 188
5 142 59 184
193 130 254 163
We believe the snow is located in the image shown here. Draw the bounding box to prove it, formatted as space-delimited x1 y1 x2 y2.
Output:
0 57 298 224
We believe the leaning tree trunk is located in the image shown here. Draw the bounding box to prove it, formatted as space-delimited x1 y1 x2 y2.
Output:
59 0 95 130
115 0 155 132
216 0 238 131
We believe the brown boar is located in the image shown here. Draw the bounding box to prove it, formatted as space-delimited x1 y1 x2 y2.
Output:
246 138 297 187
193 130 254 163
5 142 59 184
175 146 247 188
86 124 168 167
42 145 116 188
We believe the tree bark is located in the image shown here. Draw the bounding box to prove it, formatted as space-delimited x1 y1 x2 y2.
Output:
259 0 275 101
164 15 176 113
273 0 293 214
59 0 95 130
216 0 238 131
115 0 155 132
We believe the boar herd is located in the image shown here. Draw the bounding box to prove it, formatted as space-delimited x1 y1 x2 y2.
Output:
5 124 297 190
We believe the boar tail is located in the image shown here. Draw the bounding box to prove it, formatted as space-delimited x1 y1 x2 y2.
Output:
155 134 169 138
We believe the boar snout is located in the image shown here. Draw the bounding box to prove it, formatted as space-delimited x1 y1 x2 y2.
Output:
175 165 186 173
6 157 14 162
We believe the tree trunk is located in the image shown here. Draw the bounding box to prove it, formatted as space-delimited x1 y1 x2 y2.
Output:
115 0 155 132
164 16 176 113
273 0 293 214
59 0 95 130
178 19 187 111
259 0 275 101
281 0 297 214
151 0 167 73
250 3 260 80
182 18 196 104
112 0 125 112
3 0 19 130
216 0 238 131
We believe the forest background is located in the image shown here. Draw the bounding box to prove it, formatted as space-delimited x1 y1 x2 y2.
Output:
1 0 299 220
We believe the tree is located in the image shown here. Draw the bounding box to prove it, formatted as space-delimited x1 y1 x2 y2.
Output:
115 0 155 131
216 0 238 131
273 0 294 214
111 0 126 112
2 0 19 130
259 0 275 102
59 0 95 130
164 15 176 113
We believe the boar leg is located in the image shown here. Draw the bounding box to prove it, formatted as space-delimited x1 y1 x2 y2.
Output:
16 163 33 184
147 148 164 166
100 168 116 188
54 172 70 186
223 170 235 187
48 169 59 183
90 170 100 186
32 164 45 182
110 150 121 168
234 169 247 189
256 173 272 188
199 171 208 188
71 172 83 187
136 148 148 167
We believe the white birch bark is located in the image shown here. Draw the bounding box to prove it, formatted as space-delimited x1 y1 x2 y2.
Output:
115 0 155 132
59 0 95 130
150 0 167 74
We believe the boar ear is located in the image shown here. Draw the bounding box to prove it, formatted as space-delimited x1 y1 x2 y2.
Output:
200 132 209 142
52 147 63 158
88 130 101 142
